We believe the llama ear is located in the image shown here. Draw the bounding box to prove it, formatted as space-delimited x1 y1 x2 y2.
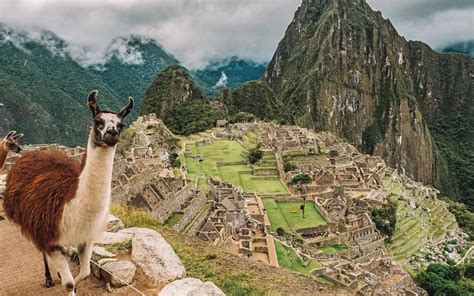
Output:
118 96 134 119
87 90 100 118
5 131 16 140
11 133 24 140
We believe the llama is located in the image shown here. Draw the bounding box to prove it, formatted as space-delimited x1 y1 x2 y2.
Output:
0 131 23 172
3 90 133 295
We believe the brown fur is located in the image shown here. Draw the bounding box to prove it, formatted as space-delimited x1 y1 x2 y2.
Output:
3 150 81 253
0 140 8 172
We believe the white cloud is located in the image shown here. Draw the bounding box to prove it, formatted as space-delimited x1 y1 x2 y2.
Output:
214 71 228 88
0 0 471 69
367 0 474 48
0 0 300 68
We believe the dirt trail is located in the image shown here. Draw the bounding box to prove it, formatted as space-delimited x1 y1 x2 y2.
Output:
0 201 157 296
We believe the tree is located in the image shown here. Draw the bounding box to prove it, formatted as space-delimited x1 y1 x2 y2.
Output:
290 174 312 218
416 263 471 296
276 227 285 237
247 148 263 164
283 161 297 172
290 174 312 185
228 112 257 124
169 153 181 168
371 199 397 240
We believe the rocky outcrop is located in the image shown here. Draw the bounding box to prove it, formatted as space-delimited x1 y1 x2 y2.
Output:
101 260 136 287
122 227 186 283
261 0 473 202
159 278 225 296
106 214 125 232
99 230 133 245
117 113 181 155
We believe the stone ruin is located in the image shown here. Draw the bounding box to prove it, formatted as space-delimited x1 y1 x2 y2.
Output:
196 178 278 267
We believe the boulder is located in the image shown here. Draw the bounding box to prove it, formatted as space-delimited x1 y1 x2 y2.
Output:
122 227 186 283
101 260 136 287
93 246 116 258
91 258 118 279
159 278 225 296
99 231 133 245
107 214 125 232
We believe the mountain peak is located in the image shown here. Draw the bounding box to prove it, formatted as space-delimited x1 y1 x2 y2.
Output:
261 0 474 205
140 64 204 119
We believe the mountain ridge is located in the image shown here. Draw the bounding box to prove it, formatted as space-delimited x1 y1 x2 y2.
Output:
0 24 261 145
254 0 473 207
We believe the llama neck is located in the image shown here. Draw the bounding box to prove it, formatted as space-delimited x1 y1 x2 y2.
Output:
76 132 116 203
0 141 9 173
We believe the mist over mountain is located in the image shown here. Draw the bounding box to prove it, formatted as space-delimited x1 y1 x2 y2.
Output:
191 57 266 97
0 24 122 146
439 40 474 56
0 24 262 145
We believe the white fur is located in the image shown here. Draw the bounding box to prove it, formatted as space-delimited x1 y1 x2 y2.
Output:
47 251 75 296
50 112 122 291
97 113 121 137
59 131 116 246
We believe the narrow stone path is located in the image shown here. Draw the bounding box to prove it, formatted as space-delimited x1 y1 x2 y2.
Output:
0 201 140 296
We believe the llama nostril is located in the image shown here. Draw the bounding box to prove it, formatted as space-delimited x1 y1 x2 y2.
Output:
107 129 118 137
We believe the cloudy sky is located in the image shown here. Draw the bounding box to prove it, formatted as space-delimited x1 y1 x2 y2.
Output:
0 0 472 68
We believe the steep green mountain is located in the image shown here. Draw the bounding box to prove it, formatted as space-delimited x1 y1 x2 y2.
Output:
220 81 284 121
92 35 180 115
0 25 262 145
0 25 123 146
192 57 266 97
140 65 224 135
440 40 474 56
257 0 473 208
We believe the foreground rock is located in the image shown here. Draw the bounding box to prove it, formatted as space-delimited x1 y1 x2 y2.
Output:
107 214 125 232
99 230 133 245
92 246 116 258
159 278 225 296
101 260 136 287
122 227 186 283
92 258 118 279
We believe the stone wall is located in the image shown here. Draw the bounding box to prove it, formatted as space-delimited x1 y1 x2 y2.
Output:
151 182 194 223
173 190 207 232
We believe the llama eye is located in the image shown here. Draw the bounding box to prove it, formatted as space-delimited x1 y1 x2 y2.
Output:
117 123 124 130
94 119 105 129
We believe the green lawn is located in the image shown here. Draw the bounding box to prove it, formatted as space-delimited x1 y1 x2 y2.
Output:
319 244 348 255
217 164 249 188
242 131 258 148
183 140 245 189
261 198 290 232
163 212 184 227
275 240 321 276
262 199 326 232
239 175 287 194
182 137 288 195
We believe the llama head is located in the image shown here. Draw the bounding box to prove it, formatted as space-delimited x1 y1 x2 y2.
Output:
87 90 134 147
3 131 23 153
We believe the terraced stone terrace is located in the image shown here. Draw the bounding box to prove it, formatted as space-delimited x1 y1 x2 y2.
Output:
274 240 322 276
387 179 462 267
180 132 288 195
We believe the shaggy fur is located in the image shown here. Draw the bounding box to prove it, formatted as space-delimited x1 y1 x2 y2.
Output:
2 91 133 295
0 143 8 172
0 131 23 172
3 151 81 253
